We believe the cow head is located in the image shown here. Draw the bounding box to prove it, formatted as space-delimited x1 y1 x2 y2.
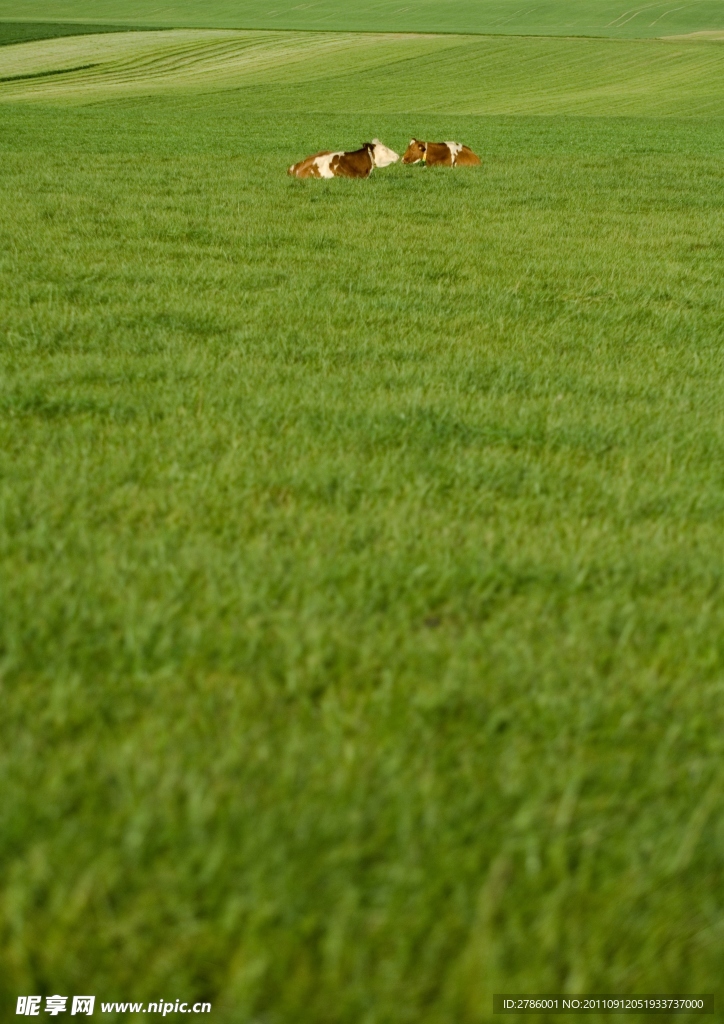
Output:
402 139 427 164
370 139 400 168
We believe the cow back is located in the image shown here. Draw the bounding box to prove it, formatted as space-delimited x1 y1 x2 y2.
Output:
331 146 374 178
455 146 481 166
289 151 332 177
425 143 454 167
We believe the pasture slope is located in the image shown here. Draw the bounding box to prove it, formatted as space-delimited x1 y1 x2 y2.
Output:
0 22 137 46
2 30 724 114
2 0 724 37
1 4 724 1024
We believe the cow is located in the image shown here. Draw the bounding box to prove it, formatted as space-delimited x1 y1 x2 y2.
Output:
401 139 481 167
288 150 332 178
288 139 399 179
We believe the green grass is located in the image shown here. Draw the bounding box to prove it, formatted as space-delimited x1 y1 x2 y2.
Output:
2 22 724 1024
0 22 143 47
2 30 724 115
2 0 724 37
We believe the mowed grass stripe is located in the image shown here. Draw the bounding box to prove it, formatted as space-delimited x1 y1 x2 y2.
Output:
1 0 724 37
0 29 237 79
3 29 724 116
0 31 454 97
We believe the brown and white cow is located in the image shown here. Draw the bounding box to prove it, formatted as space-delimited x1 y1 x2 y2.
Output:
401 139 481 167
288 139 399 179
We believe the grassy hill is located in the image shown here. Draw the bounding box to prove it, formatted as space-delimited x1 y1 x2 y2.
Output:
2 29 724 116
0 21 139 46
1 15 724 1024
1 0 724 37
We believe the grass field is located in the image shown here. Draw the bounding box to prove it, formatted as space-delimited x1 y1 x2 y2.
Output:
0 22 141 47
3 30 724 114
2 0 724 37
2 9 724 1024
